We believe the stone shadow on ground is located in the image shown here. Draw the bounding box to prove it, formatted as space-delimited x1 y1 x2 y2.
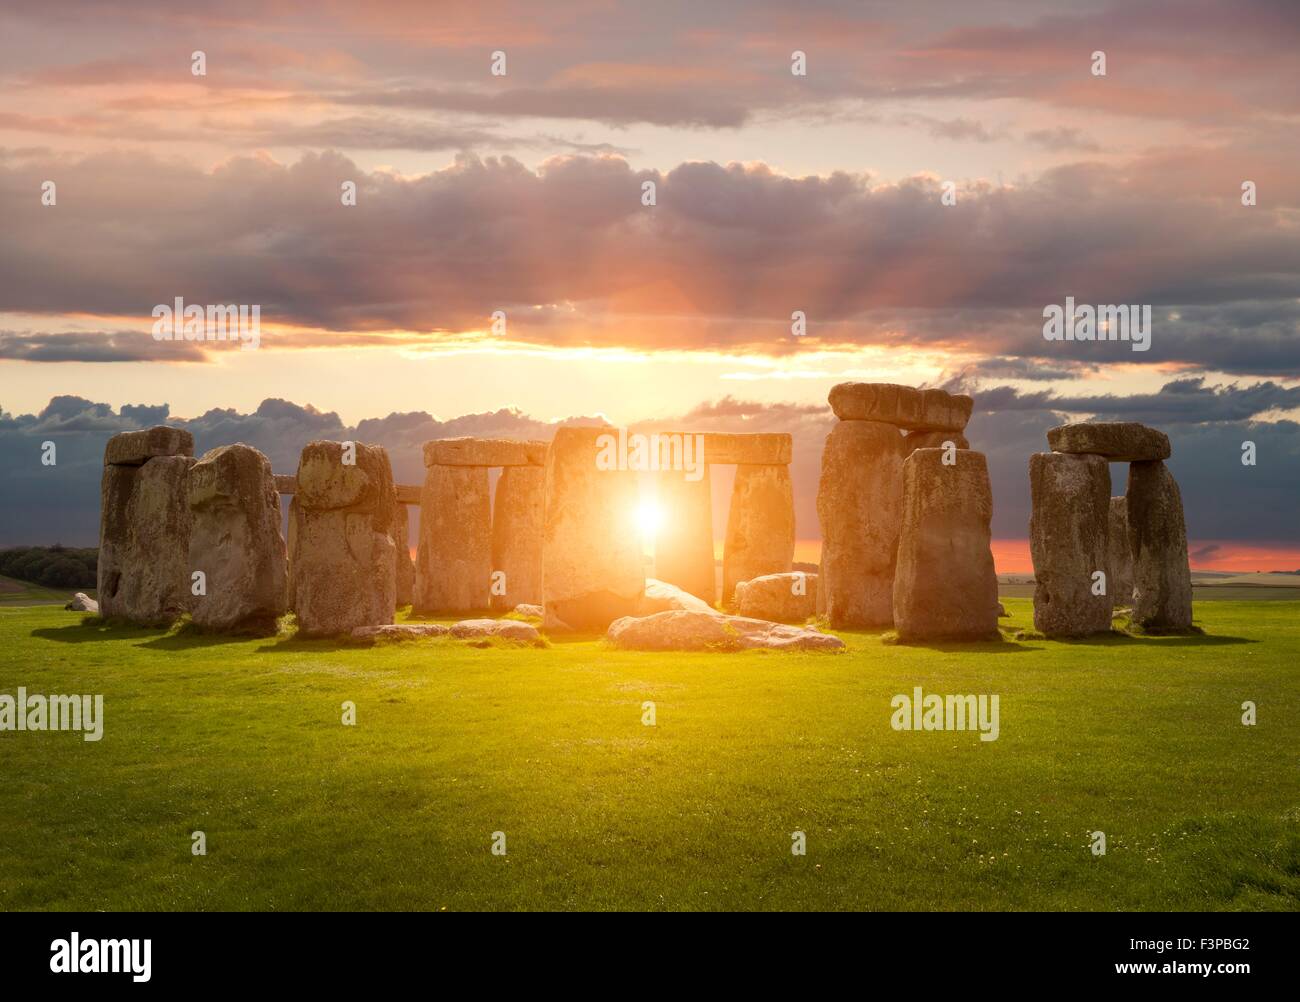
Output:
31 619 170 644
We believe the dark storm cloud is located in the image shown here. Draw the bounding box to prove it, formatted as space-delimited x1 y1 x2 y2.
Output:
1 150 1298 373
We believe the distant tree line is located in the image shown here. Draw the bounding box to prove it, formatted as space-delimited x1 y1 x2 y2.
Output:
0 545 97 589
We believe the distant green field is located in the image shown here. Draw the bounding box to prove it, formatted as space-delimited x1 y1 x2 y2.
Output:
0 575 90 606
1 599 1296 911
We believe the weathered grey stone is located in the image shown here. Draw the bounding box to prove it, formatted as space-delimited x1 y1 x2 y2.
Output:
653 467 715 603
1047 422 1170 462
393 507 414 607
296 440 395 512
541 426 645 630
1029 452 1113 637
449 618 542 643
97 455 195 626
904 430 970 454
422 438 547 468
187 444 286 633
65 592 98 613
490 465 544 611
722 464 795 605
352 623 450 640
289 442 397 637
816 420 903 628
997 602 1009 617
893 449 1000 641
104 426 194 466
1107 496 1134 608
414 464 491 613
829 383 973 432
733 571 818 623
1126 460 1193 630
513 603 543 618
607 610 844 652
635 578 718 616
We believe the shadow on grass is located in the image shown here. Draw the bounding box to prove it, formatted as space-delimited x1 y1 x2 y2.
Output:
31 618 169 644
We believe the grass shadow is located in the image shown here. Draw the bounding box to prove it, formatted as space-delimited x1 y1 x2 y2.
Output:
31 618 170 644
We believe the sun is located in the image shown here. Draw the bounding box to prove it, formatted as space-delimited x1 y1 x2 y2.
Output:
634 500 664 538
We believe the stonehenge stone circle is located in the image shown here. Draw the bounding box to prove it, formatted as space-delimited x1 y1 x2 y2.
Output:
653 468 716 604
829 383 973 432
1028 452 1113 636
1107 496 1134 608
733 571 818 623
1126 460 1194 630
541 426 645 630
722 463 796 605
98 426 195 625
490 464 545 611
893 449 1000 642
187 444 287 633
289 441 397 636
415 463 492 612
816 420 903 628
1047 422 1170 462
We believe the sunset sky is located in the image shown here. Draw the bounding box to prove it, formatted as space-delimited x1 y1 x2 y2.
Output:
1 0 1298 570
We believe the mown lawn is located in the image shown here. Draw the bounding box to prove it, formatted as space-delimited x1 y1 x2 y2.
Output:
0 599 1296 911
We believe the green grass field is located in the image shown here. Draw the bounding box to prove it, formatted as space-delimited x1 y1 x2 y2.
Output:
1 599 1296 911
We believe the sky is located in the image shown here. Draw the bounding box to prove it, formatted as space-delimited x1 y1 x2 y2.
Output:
1 0 1298 570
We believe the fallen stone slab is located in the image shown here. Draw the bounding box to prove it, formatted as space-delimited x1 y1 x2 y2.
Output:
734 572 818 623
1029 452 1113 637
449 618 542 642
606 610 844 652
352 623 450 640
1126 460 1193 630
104 425 194 466
635 578 718 616
512 603 543 618
829 383 973 432
422 438 547 468
1047 422 1170 462
65 592 98 613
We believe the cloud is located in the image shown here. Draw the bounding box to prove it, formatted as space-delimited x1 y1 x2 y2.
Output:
0 330 211 363
2 150 1298 374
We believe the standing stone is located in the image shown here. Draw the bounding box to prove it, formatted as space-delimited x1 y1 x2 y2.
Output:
415 465 492 613
289 441 396 637
392 506 415 607
541 426 644 630
1029 452 1113 636
816 420 902 627
903 429 969 454
1107 496 1134 608
893 449 999 641
654 467 715 604
1126 460 1193 630
98 452 195 626
490 465 545 611
187 444 286 633
722 464 795 606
